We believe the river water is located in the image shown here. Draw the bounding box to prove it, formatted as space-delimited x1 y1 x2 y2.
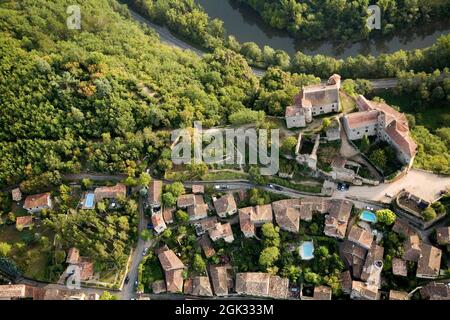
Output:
196 0 450 58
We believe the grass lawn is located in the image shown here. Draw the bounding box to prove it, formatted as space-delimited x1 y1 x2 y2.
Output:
340 92 357 113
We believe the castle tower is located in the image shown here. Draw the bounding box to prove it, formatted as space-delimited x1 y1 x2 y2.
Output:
327 74 341 89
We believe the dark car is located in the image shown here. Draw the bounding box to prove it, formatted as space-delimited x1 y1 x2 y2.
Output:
125 275 130 284
337 183 350 191
146 223 153 230
274 186 283 191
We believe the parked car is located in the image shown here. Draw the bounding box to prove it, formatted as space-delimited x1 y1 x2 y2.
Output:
125 275 130 284
142 248 148 256
267 184 275 189
337 183 349 191
146 223 153 230
274 185 283 191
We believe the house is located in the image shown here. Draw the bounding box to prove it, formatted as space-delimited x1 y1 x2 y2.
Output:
235 273 289 299
239 207 256 238
162 207 175 224
339 271 352 295
184 277 213 297
213 194 237 218
348 225 373 250
392 218 416 237
191 185 204 194
272 200 301 233
147 180 162 209
11 188 22 202
208 222 234 243
350 281 379 300
151 213 167 234
77 260 94 281
392 258 408 277
0 284 35 300
389 290 409 300
313 286 332 300
15 216 34 230
403 235 422 262
209 265 233 296
194 217 218 236
285 75 341 129
420 282 450 300
251 204 273 226
436 227 450 246
66 247 80 264
360 244 384 287
324 199 352 239
341 240 368 279
416 244 442 279
23 192 52 213
187 196 209 221
158 249 186 293
177 194 196 209
94 183 126 202
342 95 417 167
198 235 216 258
152 280 166 294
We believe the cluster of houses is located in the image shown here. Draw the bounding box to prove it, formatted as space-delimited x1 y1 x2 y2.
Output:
0 284 101 300
8 183 127 232
285 74 418 169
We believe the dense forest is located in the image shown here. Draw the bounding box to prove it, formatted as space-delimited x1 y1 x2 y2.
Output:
0 0 260 187
237 0 450 41
129 0 450 79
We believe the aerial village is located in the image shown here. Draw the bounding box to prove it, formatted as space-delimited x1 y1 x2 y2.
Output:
0 75 449 301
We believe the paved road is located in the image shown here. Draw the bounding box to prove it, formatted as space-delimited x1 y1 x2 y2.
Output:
127 6 398 87
121 193 154 300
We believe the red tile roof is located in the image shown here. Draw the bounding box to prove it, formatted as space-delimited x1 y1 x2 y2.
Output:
24 192 51 210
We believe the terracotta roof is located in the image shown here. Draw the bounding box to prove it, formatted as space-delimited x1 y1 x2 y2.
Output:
94 184 126 202
273 201 300 233
341 240 367 279
152 280 166 294
392 258 408 277
0 285 33 300
348 225 373 249
177 194 196 208
301 83 340 107
151 213 166 230
389 290 409 300
147 180 162 205
313 286 332 300
403 235 422 262
251 204 273 224
209 265 233 296
158 249 185 271
165 269 184 293
188 277 213 297
77 260 94 280
327 74 341 86
239 207 256 236
213 194 237 216
15 216 33 228
345 110 379 129
385 120 417 158
162 207 175 224
417 244 442 278
235 273 289 299
351 281 379 300
360 244 384 282
66 247 80 264
23 192 51 210
324 199 352 239
191 185 204 194
420 282 450 300
187 202 209 220
436 227 450 245
392 218 416 237
198 235 216 258
208 222 234 242
285 105 303 117
339 271 352 294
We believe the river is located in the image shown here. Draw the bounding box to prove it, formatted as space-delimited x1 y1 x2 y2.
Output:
196 0 450 58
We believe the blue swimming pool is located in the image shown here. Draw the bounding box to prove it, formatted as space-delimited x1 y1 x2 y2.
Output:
84 193 95 208
360 210 377 223
299 241 314 260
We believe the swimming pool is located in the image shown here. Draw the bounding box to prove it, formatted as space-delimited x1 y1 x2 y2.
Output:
84 193 95 209
299 241 314 260
360 210 377 223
